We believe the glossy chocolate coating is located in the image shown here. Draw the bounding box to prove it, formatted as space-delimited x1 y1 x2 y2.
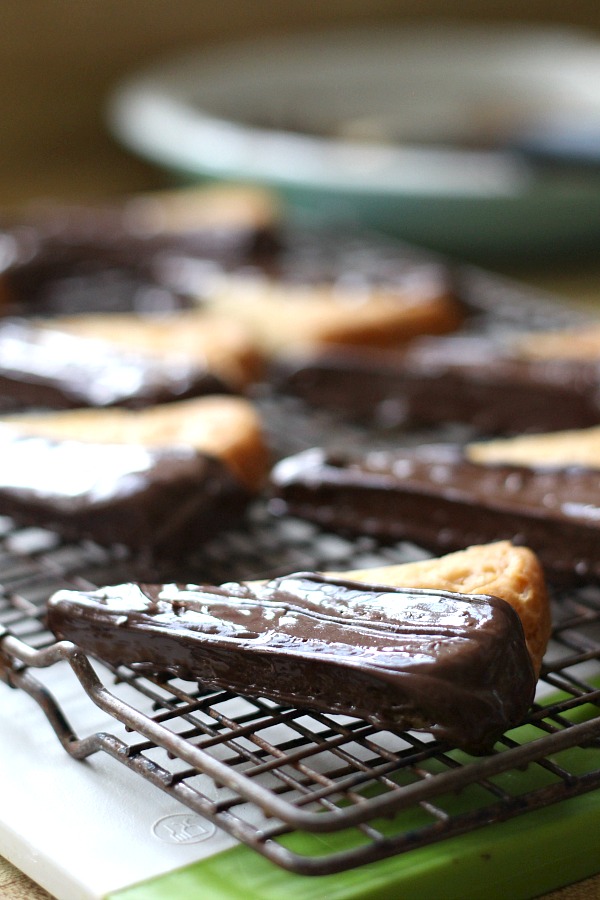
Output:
270 446 600 583
0 204 279 317
0 319 231 412
272 336 600 433
46 572 536 754
0 231 188 316
0 430 251 554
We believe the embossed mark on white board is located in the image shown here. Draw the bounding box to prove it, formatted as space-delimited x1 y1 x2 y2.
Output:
152 813 217 844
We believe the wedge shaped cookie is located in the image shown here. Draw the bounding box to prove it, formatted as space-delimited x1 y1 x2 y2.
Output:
47 542 547 754
270 428 600 583
120 183 282 255
0 185 281 317
0 314 263 411
271 333 600 432
0 396 269 554
197 270 463 354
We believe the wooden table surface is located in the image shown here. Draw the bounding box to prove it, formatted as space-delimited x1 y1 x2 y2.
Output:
2 6 600 896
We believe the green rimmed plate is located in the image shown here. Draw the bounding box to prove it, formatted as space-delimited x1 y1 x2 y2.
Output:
107 23 600 263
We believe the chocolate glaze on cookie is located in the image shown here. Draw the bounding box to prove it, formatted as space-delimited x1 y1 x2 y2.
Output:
0 199 280 317
0 319 231 412
46 572 536 754
0 431 252 554
270 446 600 583
0 227 188 316
272 335 600 433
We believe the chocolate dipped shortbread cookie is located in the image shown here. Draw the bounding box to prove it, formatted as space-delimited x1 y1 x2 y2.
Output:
120 182 282 260
0 313 263 411
271 329 600 433
46 542 548 754
195 268 463 355
270 426 600 583
0 395 269 554
0 185 282 317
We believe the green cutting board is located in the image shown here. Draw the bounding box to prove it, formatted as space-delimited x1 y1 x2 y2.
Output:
107 788 600 900
107 731 600 900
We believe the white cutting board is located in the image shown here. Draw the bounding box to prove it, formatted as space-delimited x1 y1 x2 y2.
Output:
2 639 593 900
0 659 240 900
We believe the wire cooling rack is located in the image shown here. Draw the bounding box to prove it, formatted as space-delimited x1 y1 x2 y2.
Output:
1 499 600 876
0 243 600 876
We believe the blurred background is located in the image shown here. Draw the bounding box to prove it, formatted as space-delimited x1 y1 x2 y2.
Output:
3 1 600 283
1 1 599 194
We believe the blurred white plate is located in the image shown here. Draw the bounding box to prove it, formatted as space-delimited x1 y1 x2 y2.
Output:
108 23 600 261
